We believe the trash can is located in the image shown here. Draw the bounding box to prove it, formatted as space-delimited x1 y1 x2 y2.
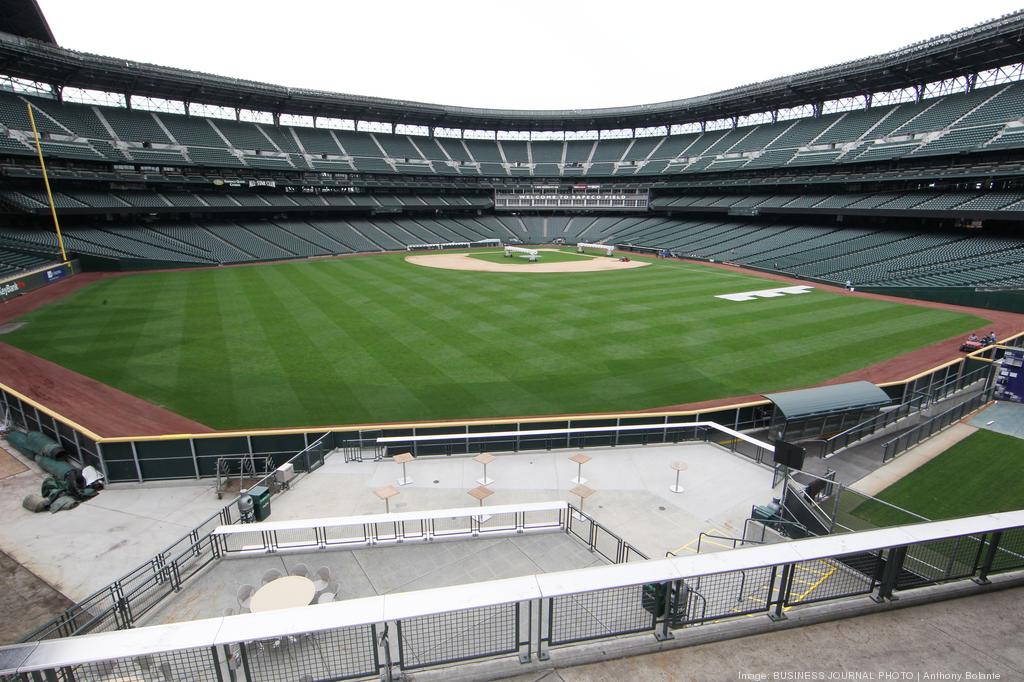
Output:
237 489 255 523
249 485 271 522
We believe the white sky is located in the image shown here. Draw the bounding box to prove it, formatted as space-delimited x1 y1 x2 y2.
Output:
34 0 1024 111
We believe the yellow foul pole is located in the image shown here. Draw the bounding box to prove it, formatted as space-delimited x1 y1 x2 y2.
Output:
26 102 68 262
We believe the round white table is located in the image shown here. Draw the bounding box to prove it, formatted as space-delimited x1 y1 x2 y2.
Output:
249 576 316 613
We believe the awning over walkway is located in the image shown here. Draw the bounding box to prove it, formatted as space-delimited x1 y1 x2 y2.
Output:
763 381 892 421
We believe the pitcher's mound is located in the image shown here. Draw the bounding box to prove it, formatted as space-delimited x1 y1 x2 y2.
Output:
406 251 650 273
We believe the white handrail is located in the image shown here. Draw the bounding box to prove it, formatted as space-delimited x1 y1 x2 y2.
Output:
6 509 1024 672
375 420 774 452
211 500 567 535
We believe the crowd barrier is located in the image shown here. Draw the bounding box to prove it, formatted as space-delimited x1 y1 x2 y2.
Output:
2 510 1022 681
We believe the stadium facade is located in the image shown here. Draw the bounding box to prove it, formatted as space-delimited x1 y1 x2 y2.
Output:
0 10 1021 305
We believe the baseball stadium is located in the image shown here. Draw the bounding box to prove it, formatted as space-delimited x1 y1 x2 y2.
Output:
0 2 1023 679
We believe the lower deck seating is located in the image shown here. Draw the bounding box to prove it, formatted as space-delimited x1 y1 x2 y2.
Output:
0 217 1021 289
0 247 53 277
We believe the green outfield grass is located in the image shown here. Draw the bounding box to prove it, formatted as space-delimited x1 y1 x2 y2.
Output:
467 248 594 265
851 430 1024 525
2 252 987 429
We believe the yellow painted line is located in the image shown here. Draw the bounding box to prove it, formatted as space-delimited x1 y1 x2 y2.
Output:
784 564 838 611
668 528 727 556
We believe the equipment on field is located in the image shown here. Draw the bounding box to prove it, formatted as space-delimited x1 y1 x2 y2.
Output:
8 430 100 513
216 455 273 499
577 242 614 256
274 462 295 491
7 430 65 460
504 245 539 261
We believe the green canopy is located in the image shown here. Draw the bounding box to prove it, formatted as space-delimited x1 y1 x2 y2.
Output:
763 381 891 420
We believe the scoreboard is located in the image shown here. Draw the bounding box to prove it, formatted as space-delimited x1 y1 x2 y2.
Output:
495 185 648 211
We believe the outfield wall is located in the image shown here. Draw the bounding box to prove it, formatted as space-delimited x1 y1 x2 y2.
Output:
863 286 1024 314
2 331 1020 483
620 245 1024 315
0 260 78 300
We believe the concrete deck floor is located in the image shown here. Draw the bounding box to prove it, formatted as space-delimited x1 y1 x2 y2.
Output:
0 440 775 634
140 530 605 626
970 400 1024 439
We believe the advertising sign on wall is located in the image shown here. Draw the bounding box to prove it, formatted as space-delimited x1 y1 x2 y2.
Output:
0 261 78 301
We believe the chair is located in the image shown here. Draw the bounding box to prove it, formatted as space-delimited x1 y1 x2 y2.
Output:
237 584 255 612
317 581 339 604
261 568 283 585
313 566 331 593
290 563 310 579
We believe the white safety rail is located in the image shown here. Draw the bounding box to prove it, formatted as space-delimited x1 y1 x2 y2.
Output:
4 510 1023 679
577 242 614 256
406 239 501 251
375 420 774 452
212 501 568 554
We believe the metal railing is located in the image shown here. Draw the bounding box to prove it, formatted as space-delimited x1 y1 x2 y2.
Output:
212 502 569 554
881 388 993 463
211 501 647 565
373 421 775 467
18 434 333 643
695 531 763 553
815 395 928 457
566 506 650 564
4 511 1023 681
811 364 991 458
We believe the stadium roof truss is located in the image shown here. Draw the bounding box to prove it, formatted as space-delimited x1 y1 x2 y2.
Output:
1 11 1024 132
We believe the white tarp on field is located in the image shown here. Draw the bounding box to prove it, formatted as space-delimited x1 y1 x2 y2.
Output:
715 285 814 302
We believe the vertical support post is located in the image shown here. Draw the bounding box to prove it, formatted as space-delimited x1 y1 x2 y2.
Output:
238 641 254 682
655 580 675 641
130 441 143 483
974 531 1002 585
875 546 907 602
519 599 532 663
70 428 83 464
769 564 791 621
189 438 200 480
94 441 110 485
538 598 550 661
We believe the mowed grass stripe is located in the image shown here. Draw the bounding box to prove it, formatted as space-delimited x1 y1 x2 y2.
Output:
2 254 989 428
287 262 478 421
276 263 407 422
301 260 615 416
